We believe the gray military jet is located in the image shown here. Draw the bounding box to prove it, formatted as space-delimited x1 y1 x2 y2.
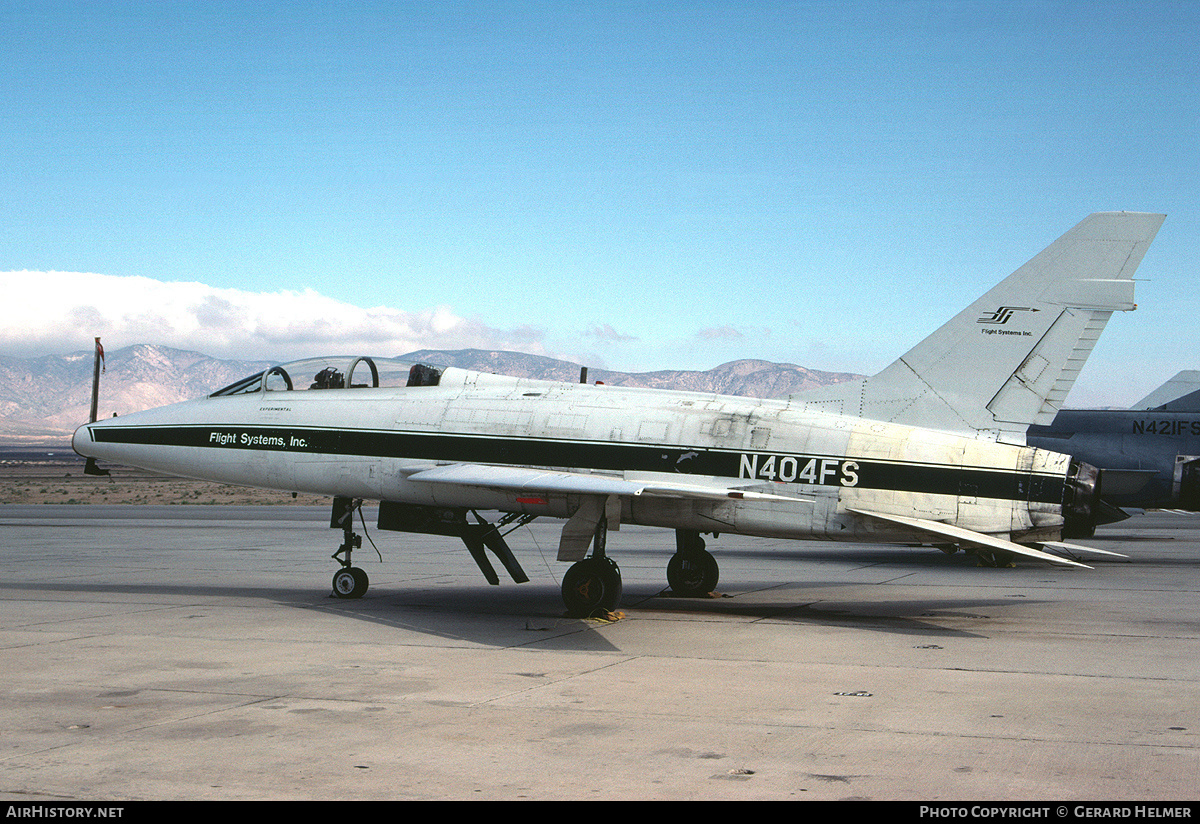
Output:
1027 372 1200 516
73 212 1165 616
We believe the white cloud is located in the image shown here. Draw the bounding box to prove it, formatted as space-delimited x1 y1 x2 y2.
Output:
2 271 548 361
585 323 639 343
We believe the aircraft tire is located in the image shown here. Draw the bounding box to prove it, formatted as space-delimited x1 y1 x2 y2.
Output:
666 548 719 597
561 557 622 617
332 567 369 599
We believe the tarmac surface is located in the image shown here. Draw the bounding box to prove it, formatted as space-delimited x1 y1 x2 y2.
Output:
0 504 1197 801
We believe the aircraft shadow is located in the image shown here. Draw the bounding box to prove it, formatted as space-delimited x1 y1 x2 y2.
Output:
0 578 629 651
626 585 1021 639
0 572 1025 647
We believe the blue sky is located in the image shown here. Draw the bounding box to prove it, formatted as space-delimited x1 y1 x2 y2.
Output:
3 1 1197 405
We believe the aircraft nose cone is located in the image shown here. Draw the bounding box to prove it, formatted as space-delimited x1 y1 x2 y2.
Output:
72 422 95 459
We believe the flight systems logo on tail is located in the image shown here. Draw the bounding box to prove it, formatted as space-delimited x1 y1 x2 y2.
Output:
978 306 1038 324
978 306 1038 337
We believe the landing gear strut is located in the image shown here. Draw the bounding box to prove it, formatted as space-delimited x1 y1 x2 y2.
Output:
331 497 369 599
561 517 623 617
667 530 719 597
974 548 1016 568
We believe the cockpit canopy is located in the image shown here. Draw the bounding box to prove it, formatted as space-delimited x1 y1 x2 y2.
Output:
209 356 443 398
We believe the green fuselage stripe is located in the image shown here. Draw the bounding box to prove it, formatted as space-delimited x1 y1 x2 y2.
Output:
90 424 1069 504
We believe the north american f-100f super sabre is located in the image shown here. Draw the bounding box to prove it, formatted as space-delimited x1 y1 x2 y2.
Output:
73 212 1165 616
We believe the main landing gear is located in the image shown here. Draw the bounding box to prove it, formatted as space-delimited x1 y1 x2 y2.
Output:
666 530 720 597
974 548 1017 568
560 527 722 616
331 498 369 599
561 517 623 618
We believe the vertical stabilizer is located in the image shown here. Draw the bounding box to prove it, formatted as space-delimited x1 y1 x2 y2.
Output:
1131 371 1200 410
789 212 1165 440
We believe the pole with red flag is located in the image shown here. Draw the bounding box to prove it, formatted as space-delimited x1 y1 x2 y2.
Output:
84 337 110 476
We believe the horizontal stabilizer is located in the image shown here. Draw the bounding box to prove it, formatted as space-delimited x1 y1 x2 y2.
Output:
847 507 1092 569
1041 541 1128 559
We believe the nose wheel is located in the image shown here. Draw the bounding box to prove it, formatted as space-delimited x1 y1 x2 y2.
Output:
331 497 369 599
332 566 369 599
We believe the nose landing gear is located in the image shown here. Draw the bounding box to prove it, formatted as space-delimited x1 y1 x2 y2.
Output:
332 565 369 598
331 497 369 599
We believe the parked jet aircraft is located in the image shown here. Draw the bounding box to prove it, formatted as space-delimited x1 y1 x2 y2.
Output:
1027 371 1200 513
73 212 1164 616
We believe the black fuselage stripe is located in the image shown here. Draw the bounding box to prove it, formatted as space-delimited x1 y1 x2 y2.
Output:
91 424 1069 504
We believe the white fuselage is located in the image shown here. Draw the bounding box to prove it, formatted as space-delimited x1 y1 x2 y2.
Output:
74 366 1079 547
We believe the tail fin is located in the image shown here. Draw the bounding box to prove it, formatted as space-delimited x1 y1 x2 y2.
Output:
1130 371 1200 411
789 212 1165 440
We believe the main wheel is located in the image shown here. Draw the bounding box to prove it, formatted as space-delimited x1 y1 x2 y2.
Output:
666 548 719 597
332 566 369 599
561 557 623 617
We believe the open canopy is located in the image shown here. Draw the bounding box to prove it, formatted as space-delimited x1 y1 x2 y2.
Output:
209 356 443 397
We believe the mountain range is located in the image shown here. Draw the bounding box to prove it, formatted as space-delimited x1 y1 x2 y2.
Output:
0 344 860 445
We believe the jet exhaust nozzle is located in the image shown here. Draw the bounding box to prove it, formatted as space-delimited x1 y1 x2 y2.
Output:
1062 459 1102 539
